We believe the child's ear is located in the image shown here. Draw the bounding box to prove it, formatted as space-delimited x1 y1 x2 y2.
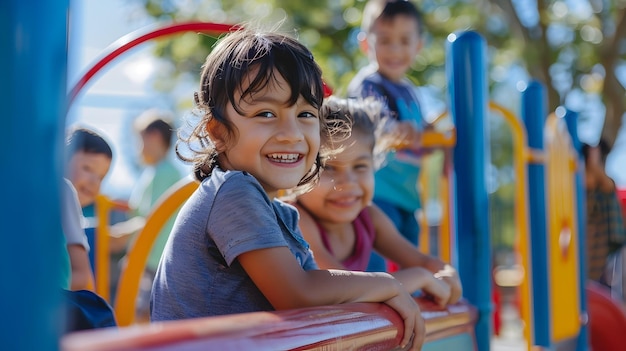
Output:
358 31 369 55
206 119 227 152
416 37 424 53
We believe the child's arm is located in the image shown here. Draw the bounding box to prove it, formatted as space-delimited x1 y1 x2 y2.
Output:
368 205 463 305
67 244 95 291
238 247 424 350
391 267 450 307
296 204 349 269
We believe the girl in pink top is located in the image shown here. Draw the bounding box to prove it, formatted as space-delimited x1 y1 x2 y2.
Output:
295 96 462 307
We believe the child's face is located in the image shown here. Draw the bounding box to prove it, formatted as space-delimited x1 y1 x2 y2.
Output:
215 71 321 198
297 133 375 224
140 130 167 166
67 151 112 207
369 15 422 82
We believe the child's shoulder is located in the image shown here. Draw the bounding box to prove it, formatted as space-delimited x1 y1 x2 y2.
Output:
208 168 256 185
201 169 266 201
273 198 301 228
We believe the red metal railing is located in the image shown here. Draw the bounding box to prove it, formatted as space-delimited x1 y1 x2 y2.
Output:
62 298 476 351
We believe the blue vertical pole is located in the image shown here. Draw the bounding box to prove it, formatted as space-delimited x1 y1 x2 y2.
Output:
521 81 549 348
563 110 590 351
0 0 69 350
446 31 492 350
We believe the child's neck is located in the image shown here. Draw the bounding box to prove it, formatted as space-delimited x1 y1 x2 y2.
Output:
377 69 405 83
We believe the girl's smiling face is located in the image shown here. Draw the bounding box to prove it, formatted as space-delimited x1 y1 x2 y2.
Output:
211 71 321 199
297 132 375 225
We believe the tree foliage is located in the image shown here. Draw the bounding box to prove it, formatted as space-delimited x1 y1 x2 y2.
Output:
130 0 626 147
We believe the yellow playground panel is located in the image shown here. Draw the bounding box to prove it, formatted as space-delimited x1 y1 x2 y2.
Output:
544 112 582 343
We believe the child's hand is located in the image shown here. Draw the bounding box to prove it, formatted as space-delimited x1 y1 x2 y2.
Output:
434 264 462 305
383 288 425 351
393 120 422 151
423 274 451 308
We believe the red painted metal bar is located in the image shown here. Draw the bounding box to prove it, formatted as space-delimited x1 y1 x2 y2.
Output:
61 299 476 351
67 21 237 105
586 281 626 351
617 187 626 219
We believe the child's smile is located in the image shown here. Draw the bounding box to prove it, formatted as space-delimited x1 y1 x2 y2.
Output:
267 152 303 164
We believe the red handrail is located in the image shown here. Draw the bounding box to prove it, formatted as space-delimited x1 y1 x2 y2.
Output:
62 299 477 351
67 21 237 106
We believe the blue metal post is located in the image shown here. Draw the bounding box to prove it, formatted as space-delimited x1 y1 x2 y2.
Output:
521 81 549 348
446 31 492 350
0 0 69 349
564 110 590 351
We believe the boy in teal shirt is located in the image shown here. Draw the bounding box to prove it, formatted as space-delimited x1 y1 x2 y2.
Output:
348 0 427 272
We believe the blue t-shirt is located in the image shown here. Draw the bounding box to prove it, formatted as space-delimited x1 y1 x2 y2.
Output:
151 168 318 321
348 65 424 212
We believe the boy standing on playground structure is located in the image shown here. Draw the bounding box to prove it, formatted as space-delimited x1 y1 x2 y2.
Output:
151 26 424 350
348 0 429 272
295 96 461 306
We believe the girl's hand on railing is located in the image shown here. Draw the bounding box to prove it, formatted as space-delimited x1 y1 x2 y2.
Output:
384 288 425 350
434 264 463 305
422 271 452 308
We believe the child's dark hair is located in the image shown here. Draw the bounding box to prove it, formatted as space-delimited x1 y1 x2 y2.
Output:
135 109 175 149
361 0 424 36
177 27 338 189
322 96 395 169
66 127 113 160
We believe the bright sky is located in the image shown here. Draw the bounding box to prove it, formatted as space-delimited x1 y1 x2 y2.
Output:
67 0 184 200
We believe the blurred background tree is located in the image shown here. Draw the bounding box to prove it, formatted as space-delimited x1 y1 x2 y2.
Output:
129 0 626 149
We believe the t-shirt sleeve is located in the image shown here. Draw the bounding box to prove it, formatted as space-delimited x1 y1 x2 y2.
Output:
273 200 319 271
355 80 386 100
208 173 288 266
61 179 90 251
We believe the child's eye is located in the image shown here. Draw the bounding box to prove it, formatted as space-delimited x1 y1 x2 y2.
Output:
299 111 317 119
256 111 275 118
355 164 371 171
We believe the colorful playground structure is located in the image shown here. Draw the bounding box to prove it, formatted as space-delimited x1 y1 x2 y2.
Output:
2 1 626 350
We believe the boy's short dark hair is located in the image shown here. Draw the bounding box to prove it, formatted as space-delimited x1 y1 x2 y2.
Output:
134 109 175 149
66 127 113 159
361 0 424 35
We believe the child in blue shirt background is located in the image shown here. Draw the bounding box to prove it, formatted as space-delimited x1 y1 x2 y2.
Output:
348 0 429 272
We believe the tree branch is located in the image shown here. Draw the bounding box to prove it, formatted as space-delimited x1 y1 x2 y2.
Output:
489 0 531 44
